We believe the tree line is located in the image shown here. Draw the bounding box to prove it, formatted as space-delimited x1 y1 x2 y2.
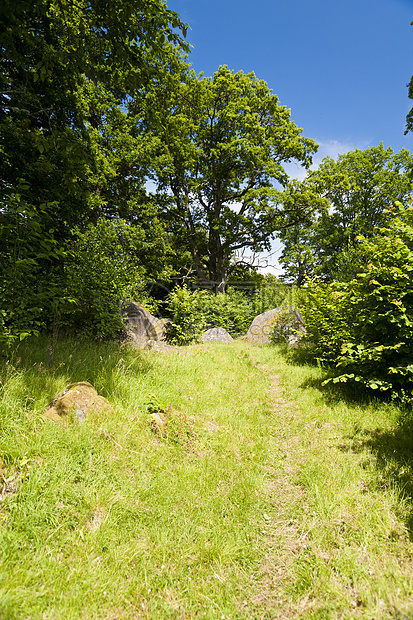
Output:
1 1 413 354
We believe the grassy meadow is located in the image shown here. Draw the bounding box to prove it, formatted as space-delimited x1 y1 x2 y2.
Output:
1 336 413 619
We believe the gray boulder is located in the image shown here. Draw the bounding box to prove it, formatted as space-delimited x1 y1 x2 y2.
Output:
244 307 282 344
200 327 234 343
121 302 169 347
244 306 305 345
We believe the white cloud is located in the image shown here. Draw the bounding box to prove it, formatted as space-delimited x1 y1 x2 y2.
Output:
284 138 372 181
311 139 371 167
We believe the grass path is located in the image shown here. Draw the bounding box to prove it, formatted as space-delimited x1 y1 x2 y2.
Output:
249 345 413 619
1 339 413 619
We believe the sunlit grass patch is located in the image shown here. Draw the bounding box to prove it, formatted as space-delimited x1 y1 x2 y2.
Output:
1 338 413 618
249 344 413 618
0 338 272 618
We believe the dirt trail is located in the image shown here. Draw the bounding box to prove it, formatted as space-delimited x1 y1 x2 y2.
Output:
250 355 316 619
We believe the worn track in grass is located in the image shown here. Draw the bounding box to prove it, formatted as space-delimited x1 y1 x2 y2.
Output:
2 339 413 619
249 345 413 619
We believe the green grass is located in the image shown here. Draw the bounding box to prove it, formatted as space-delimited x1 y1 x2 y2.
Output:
1 336 413 618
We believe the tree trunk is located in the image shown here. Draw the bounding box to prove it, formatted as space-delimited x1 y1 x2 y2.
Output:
208 248 229 294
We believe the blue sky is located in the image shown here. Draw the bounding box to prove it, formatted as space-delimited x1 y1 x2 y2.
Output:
169 0 413 165
167 0 413 273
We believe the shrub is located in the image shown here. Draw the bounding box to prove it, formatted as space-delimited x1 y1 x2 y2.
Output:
250 275 288 315
201 287 255 336
61 218 151 339
300 201 413 398
164 280 309 346
164 285 256 344
0 192 69 353
164 285 207 345
249 275 308 316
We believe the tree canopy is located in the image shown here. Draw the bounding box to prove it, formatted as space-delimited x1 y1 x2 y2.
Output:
279 144 413 283
147 66 318 292
0 0 189 224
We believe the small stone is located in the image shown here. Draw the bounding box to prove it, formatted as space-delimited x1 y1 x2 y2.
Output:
200 327 234 343
149 411 167 434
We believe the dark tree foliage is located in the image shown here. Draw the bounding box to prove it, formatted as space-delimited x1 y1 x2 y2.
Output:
0 0 189 343
0 0 188 225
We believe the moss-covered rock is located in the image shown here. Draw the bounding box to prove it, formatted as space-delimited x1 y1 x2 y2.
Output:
44 382 113 423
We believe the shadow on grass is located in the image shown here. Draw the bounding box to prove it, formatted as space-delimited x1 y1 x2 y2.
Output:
1 333 152 402
347 412 413 536
291 357 413 535
275 343 375 405
298 372 376 408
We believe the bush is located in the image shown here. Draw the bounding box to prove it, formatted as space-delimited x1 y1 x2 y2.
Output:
164 279 310 346
164 285 207 345
164 285 256 345
247 275 308 317
61 218 152 339
250 275 290 315
0 192 68 353
300 201 413 399
201 287 255 336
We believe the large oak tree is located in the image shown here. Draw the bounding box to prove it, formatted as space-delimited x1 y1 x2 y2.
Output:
148 66 318 292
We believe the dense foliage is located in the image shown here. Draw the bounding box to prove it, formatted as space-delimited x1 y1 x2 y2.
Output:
164 285 254 344
300 202 413 399
0 0 189 345
164 278 303 345
149 66 320 292
61 218 169 338
0 187 68 346
279 145 413 284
